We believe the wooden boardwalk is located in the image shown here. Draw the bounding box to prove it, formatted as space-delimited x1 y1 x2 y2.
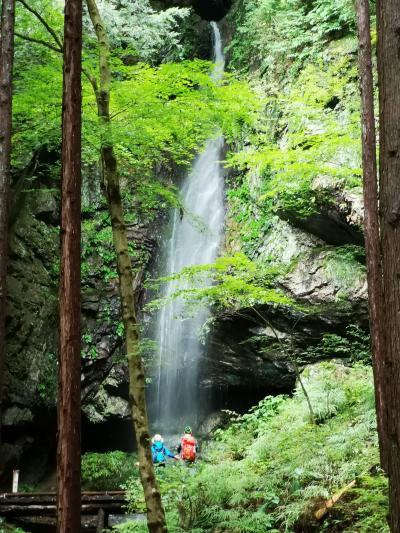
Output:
0 491 127 531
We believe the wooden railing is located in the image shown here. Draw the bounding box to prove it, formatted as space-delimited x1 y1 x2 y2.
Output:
0 491 128 531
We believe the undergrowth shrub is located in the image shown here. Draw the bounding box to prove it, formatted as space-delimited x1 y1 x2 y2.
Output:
302 324 370 365
178 363 382 532
81 451 137 490
115 364 385 533
0 520 28 533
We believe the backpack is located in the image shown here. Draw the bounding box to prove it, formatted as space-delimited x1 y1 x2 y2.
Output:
181 435 196 461
152 442 166 464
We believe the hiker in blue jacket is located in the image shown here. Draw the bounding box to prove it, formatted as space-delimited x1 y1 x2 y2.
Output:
151 434 177 467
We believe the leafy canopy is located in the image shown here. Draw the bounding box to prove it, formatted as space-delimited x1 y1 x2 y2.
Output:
13 0 258 174
82 59 258 178
147 253 293 317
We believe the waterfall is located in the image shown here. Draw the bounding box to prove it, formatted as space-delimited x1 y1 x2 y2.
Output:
150 22 225 433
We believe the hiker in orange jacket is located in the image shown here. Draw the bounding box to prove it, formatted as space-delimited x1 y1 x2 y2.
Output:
177 426 197 463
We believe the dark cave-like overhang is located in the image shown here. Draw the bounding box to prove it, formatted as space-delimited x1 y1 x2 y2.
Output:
150 0 232 21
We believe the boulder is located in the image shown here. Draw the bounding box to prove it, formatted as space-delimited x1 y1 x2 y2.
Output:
204 272 368 401
82 365 130 424
280 248 367 304
197 410 231 436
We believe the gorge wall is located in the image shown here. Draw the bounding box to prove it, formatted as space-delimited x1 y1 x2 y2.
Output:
1 0 369 485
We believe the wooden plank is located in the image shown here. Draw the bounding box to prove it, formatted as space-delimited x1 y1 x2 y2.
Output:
0 503 125 517
0 490 128 519
0 492 126 503
0 491 125 497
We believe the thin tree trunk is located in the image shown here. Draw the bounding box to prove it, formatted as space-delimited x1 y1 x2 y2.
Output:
103 143 167 533
57 0 82 530
355 0 388 473
249 308 315 422
0 0 15 446
376 0 400 528
85 1 167 531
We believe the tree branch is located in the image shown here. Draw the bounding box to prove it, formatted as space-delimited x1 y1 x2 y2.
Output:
110 107 129 119
16 0 63 50
82 67 98 93
240 306 316 423
15 32 62 53
15 34 97 94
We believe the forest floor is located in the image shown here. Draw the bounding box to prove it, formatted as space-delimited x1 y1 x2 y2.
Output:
1 362 389 533
110 362 389 533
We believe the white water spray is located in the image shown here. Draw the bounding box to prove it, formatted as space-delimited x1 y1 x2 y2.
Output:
150 22 225 432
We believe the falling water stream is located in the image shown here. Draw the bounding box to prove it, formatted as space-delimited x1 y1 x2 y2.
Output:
150 22 225 433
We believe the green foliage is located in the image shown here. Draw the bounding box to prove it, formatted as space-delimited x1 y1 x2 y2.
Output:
81 210 118 282
81 200 156 285
124 463 190 515
227 0 356 78
115 365 385 533
0 526 29 533
110 521 148 533
227 41 361 223
81 451 138 491
85 0 191 64
223 0 362 258
81 332 99 360
323 473 389 532
321 246 366 300
0 517 29 532
226 180 274 257
156 363 381 533
18 483 38 493
213 395 287 456
326 244 365 263
13 51 62 167
303 324 371 365
147 253 293 317
82 59 257 179
14 0 258 187
124 181 181 224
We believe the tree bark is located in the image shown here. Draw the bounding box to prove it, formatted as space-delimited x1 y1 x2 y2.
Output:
85 1 167 531
0 0 15 446
376 0 400 528
57 0 82 530
355 0 388 473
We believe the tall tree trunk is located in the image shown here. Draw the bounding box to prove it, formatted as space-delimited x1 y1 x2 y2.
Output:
355 0 388 473
57 0 82 530
85 1 167 531
0 0 15 446
376 0 400 528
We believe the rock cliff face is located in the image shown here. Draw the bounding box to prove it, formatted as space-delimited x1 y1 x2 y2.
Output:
278 177 364 246
204 180 368 403
201 4 368 406
5 178 365 452
1 164 162 481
